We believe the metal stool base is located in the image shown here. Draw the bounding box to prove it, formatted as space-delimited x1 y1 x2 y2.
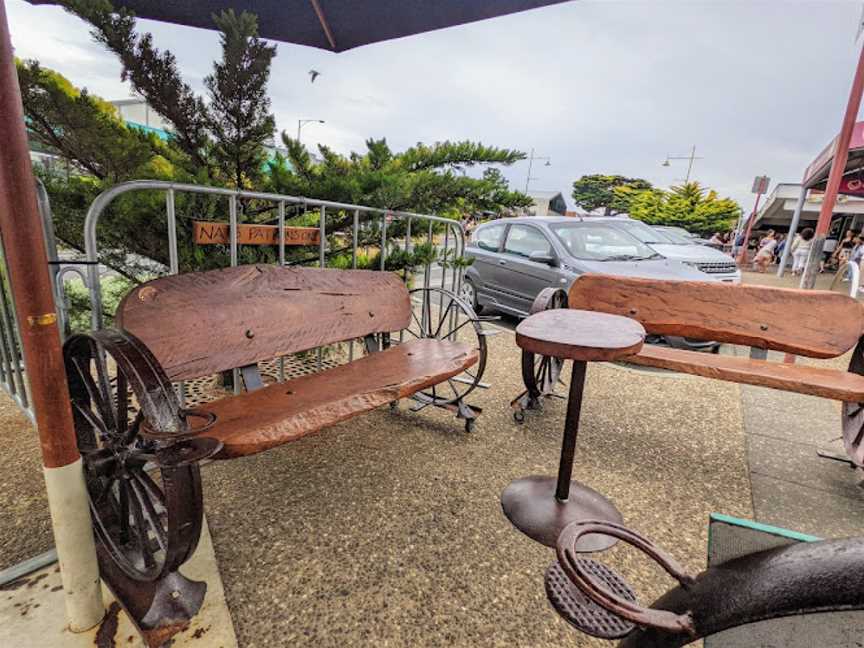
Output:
500 475 622 550
545 560 635 640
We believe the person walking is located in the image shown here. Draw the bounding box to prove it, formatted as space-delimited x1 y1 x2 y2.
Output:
753 230 777 273
791 227 814 276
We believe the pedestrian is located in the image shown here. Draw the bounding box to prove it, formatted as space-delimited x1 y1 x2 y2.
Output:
753 230 777 273
791 227 814 276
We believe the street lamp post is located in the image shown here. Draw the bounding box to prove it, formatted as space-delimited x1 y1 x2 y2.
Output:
524 147 551 193
297 118 325 143
661 144 703 183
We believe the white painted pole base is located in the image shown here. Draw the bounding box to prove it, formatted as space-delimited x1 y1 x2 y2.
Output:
43 457 104 632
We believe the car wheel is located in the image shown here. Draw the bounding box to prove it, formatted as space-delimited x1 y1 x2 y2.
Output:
461 278 483 314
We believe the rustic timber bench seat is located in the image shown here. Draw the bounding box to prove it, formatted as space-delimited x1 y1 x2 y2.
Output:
115 264 479 458
62 263 481 643
520 273 864 467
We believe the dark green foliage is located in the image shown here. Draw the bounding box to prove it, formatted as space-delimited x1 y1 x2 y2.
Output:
271 136 532 216
628 182 741 235
571 174 653 215
205 10 276 187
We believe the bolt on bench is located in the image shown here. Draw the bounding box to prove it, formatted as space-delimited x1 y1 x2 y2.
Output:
62 264 485 645
514 273 864 468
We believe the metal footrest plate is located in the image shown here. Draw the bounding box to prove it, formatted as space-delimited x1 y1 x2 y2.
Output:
545 559 635 640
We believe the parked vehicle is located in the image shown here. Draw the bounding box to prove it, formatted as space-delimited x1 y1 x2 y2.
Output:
655 225 718 249
593 218 741 283
463 217 723 351
464 217 716 316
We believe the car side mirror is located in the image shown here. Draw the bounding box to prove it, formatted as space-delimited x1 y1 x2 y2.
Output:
529 251 557 266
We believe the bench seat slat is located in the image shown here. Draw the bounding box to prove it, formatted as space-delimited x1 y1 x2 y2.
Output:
628 345 864 402
201 338 478 458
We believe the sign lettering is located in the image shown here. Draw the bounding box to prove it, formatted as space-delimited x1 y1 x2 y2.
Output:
193 221 320 246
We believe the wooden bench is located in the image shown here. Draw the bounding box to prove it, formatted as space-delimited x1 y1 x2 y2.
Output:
62 264 483 644
516 273 864 467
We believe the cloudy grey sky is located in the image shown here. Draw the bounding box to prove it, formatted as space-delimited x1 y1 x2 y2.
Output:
7 0 863 209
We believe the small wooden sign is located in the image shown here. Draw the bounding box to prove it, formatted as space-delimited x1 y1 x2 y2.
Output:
193 221 320 246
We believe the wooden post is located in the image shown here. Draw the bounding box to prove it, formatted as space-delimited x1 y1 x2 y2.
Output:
0 0 102 630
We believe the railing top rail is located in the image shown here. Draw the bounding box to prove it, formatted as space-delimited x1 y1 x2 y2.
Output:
83 180 463 262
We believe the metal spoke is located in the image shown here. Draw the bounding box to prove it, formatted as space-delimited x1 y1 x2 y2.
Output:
433 299 455 339
128 480 157 570
72 399 109 437
437 317 473 341
89 339 118 433
133 468 166 507
118 478 131 544
128 475 167 553
72 358 114 430
115 370 129 439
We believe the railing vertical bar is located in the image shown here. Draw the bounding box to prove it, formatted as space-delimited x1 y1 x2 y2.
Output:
166 189 179 275
400 217 411 344
380 213 388 270
318 205 325 370
448 223 460 341
349 209 359 362
0 287 15 393
278 200 286 381
278 201 286 266
439 225 449 316
229 194 240 395
229 194 239 267
0 285 26 405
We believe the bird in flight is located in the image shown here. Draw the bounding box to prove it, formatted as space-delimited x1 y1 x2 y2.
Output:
309 70 321 83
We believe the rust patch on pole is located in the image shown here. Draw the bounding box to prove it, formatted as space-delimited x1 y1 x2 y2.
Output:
0 0 79 468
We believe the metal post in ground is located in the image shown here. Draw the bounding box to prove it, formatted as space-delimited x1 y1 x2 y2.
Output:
777 185 808 278
801 39 864 290
0 0 103 630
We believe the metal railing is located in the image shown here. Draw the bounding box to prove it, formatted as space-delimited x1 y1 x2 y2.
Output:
0 181 68 421
76 180 469 401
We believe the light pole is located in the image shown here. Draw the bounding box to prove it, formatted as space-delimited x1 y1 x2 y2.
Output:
524 147 551 193
297 118 325 143
661 145 703 183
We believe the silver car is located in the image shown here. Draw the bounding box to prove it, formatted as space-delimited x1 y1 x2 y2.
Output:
463 216 715 318
591 217 741 283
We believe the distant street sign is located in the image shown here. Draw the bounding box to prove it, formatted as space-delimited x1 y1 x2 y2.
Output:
751 175 770 195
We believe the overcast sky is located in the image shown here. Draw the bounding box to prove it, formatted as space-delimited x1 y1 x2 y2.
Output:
7 0 864 209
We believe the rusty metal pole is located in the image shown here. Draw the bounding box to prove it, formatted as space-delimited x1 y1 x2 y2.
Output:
801 40 864 290
0 0 103 630
736 192 764 266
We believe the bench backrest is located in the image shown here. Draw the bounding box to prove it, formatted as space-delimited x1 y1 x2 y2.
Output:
116 265 412 381
568 274 864 359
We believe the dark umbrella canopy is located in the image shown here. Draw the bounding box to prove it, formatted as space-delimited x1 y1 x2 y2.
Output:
30 0 572 51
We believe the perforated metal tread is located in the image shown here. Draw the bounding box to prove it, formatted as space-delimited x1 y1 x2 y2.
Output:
545 559 636 639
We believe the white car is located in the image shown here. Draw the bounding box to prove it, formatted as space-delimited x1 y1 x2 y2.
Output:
595 217 741 283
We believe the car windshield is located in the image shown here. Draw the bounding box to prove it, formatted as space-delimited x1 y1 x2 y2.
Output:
609 219 676 244
653 228 693 245
550 223 661 261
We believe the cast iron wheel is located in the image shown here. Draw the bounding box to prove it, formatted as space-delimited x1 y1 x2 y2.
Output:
64 329 219 582
402 286 487 406
521 287 567 402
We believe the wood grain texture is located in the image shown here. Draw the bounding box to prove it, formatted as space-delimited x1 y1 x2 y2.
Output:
198 338 478 458
627 345 864 401
568 274 864 359
117 265 412 381
515 309 644 361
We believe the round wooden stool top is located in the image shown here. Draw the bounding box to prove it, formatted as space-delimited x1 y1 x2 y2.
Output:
515 309 645 362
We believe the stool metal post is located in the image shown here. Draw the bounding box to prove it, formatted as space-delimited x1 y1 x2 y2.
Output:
556 360 586 501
